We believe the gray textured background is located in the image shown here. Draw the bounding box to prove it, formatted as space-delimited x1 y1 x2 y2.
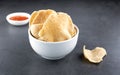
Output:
0 0 120 75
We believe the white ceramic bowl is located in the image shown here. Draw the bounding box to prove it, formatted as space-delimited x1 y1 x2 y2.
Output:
6 12 30 26
28 25 79 60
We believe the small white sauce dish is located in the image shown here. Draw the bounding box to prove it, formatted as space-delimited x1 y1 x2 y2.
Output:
6 12 31 26
28 25 79 60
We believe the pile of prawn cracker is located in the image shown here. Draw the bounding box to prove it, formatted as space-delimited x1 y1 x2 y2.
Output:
83 45 107 63
29 9 107 63
29 9 76 42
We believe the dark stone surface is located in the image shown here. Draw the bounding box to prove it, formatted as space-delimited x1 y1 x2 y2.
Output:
0 0 120 75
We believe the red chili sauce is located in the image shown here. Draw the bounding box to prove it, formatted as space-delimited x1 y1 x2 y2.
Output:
9 15 28 21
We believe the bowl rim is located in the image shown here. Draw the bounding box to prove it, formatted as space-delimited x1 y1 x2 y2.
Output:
6 12 31 22
28 25 79 44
